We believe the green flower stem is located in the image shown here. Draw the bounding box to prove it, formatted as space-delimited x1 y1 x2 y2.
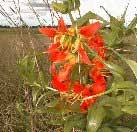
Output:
68 12 75 24
46 86 58 92
83 88 114 101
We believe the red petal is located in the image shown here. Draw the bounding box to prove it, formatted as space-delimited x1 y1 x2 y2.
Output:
78 47 92 66
73 82 84 94
52 78 69 92
57 63 73 82
80 22 101 38
89 67 106 82
88 34 105 48
46 42 60 53
58 17 67 33
39 28 57 37
80 98 96 113
51 63 57 79
92 58 105 69
50 51 68 63
91 82 106 95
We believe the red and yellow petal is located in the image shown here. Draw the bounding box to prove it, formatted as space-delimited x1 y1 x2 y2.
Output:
39 28 57 37
46 42 61 53
78 47 92 66
57 63 73 82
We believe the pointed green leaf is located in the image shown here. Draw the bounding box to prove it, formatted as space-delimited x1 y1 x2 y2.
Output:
126 59 137 80
76 11 107 27
122 104 137 114
87 104 106 132
127 17 137 30
64 114 86 132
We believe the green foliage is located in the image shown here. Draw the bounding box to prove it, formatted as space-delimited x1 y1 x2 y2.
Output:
52 0 80 14
17 55 36 83
87 103 106 132
122 104 137 115
75 11 107 27
126 59 137 80
101 6 136 48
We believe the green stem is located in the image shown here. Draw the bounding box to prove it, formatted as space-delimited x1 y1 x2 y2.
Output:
83 88 114 101
68 12 75 24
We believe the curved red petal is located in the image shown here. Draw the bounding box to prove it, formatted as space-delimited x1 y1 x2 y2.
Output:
58 17 67 33
52 78 69 92
51 63 58 79
57 63 73 82
80 98 96 113
50 51 68 63
80 22 101 38
39 28 57 37
78 47 92 66
73 82 84 94
91 82 106 95
46 42 60 53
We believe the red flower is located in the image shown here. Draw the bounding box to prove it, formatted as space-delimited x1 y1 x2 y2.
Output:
92 58 105 69
39 28 57 38
52 78 69 92
73 81 84 94
39 17 67 38
57 63 73 82
50 51 68 63
88 34 104 48
46 42 60 53
78 47 92 66
82 87 93 97
51 63 70 92
79 22 101 38
80 98 96 113
58 17 68 33
90 81 106 95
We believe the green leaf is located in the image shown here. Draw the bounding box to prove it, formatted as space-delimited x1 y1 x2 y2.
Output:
104 62 125 79
98 126 113 132
52 1 68 14
126 59 137 80
76 11 107 27
122 104 137 114
112 126 132 132
70 63 80 86
87 104 106 132
127 16 137 30
98 96 123 122
112 81 136 90
121 118 137 129
64 114 86 132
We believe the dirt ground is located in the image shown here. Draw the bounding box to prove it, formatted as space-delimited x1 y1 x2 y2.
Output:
0 28 137 131
0 28 52 131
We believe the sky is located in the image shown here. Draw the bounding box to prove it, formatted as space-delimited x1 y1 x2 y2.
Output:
0 0 136 26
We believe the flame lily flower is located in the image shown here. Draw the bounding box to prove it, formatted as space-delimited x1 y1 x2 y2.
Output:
39 17 109 113
79 22 101 38
39 17 67 38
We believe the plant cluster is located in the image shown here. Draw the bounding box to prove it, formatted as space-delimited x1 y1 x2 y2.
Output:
18 0 137 131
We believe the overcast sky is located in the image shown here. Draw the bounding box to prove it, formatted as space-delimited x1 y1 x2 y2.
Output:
0 0 136 26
